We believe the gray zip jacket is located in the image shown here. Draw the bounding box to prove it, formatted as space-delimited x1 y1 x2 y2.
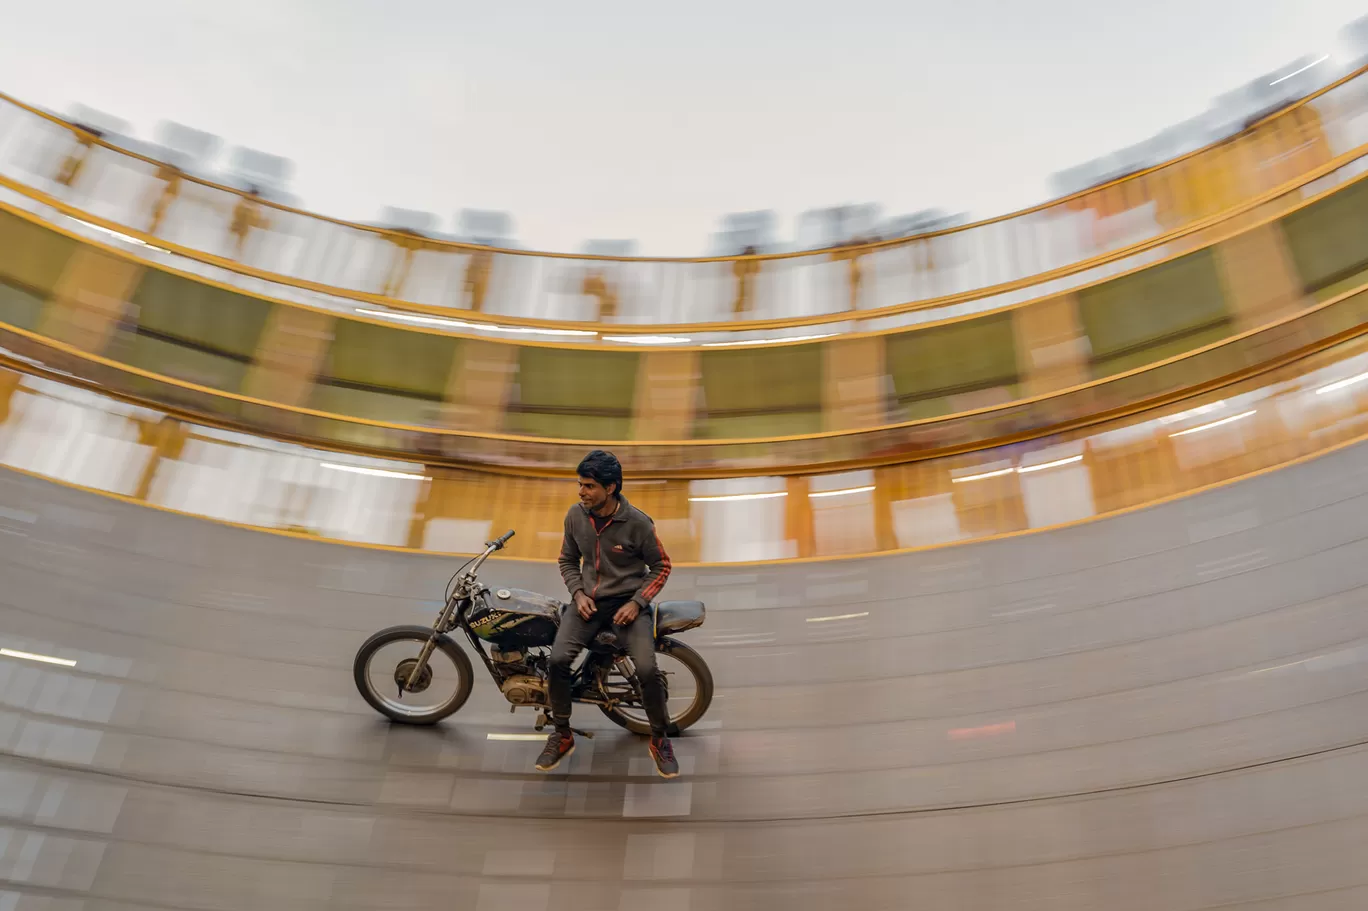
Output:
558 495 671 608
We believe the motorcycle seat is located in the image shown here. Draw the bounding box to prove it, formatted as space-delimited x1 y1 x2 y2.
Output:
576 600 708 650
653 600 706 636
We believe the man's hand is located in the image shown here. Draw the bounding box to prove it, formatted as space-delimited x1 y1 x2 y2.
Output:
613 600 640 626
573 590 595 620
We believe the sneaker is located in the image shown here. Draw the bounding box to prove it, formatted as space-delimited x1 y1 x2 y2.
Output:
535 730 575 772
649 736 679 779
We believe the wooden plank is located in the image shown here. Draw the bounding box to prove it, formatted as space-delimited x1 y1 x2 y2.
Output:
1011 293 1090 396
822 336 888 431
241 307 336 406
442 340 517 433
37 246 143 355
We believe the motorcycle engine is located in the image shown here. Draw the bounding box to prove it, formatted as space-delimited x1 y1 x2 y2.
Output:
499 675 548 706
490 647 528 673
491 648 549 705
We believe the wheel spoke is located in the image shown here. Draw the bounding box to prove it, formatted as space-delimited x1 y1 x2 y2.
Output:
362 638 466 718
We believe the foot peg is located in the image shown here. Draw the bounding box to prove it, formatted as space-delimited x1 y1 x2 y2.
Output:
534 712 594 739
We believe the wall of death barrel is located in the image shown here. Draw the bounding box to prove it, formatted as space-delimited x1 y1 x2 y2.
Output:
4 176 1368 442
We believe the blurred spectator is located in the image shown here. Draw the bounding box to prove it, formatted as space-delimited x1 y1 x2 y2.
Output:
53 104 127 189
463 248 493 312
710 210 776 256
887 210 963 277
145 162 182 234
458 209 515 247
732 245 760 315
154 121 222 175
452 210 515 313
377 208 440 297
581 268 618 320
227 146 294 199
831 234 879 312
796 203 881 252
580 241 636 322
229 186 270 259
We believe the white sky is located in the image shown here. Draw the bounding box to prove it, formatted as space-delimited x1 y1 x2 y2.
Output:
1 0 1363 253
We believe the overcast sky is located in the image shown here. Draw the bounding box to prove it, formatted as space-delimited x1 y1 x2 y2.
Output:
1 0 1363 253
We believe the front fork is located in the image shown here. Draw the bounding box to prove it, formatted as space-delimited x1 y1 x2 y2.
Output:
401 597 460 694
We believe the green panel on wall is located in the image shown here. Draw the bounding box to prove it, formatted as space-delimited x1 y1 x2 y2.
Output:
1281 177 1368 295
113 333 252 393
509 411 636 441
323 319 461 398
0 209 79 298
885 312 1019 419
308 383 441 427
696 344 823 439
129 269 272 359
507 346 639 440
0 280 45 331
1076 248 1232 378
13 167 1368 450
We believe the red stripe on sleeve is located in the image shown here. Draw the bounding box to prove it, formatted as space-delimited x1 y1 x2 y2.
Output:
640 531 672 602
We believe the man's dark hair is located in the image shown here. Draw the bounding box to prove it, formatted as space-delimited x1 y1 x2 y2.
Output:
577 450 623 499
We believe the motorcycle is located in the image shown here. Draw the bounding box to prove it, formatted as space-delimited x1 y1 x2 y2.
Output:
353 530 714 736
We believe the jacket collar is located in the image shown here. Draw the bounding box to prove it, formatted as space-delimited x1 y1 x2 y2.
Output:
582 494 632 524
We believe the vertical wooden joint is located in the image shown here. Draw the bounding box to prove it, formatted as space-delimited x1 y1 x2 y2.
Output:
1010 292 1090 396
243 308 336 406
821 336 888 432
631 350 700 441
784 475 815 559
38 248 144 355
442 340 519 432
1213 221 1307 331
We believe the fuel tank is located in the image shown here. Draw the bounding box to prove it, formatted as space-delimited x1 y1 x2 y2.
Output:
467 587 561 649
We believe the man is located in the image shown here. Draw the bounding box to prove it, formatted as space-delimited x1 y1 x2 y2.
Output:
537 450 678 778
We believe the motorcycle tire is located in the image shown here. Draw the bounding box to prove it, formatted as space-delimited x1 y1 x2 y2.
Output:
598 638 714 737
353 625 474 725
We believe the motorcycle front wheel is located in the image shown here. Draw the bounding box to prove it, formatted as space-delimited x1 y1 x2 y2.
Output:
353 625 474 725
598 638 714 736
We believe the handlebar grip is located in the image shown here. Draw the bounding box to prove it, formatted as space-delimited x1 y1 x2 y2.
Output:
494 529 516 548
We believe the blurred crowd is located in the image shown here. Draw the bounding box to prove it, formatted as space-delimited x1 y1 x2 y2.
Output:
34 15 1368 260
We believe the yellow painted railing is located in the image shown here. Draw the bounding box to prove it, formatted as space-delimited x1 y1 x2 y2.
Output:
4 143 1368 472
2 272 1365 476
2 308 1366 564
0 66 1365 341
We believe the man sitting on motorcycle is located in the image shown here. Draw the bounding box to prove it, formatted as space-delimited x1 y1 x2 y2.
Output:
537 450 678 778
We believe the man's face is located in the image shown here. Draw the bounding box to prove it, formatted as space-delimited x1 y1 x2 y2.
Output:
578 476 612 512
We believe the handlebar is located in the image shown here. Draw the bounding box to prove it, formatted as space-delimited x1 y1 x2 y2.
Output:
456 530 515 589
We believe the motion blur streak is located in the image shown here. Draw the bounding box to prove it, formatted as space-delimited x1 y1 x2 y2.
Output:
4 445 1368 906
2 7 1368 910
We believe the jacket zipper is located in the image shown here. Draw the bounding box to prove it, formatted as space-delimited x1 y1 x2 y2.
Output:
589 502 621 600
592 534 601 599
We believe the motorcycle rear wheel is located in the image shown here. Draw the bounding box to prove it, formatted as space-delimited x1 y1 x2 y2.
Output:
354 625 474 725
598 638 714 736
